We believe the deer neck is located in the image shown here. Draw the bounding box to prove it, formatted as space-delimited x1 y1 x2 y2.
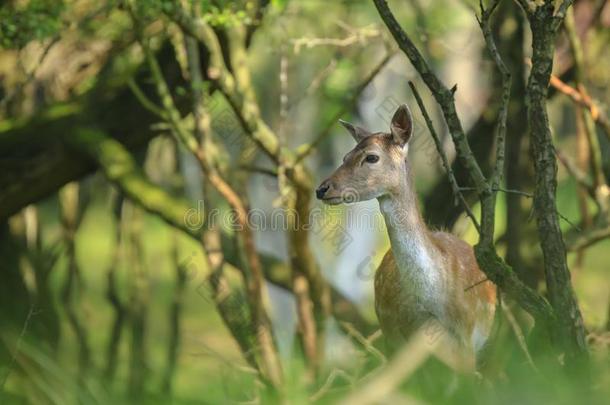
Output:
378 162 440 278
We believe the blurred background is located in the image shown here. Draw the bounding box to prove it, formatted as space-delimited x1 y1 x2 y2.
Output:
0 0 609 403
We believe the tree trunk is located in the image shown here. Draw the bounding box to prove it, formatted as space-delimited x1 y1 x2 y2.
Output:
526 4 588 367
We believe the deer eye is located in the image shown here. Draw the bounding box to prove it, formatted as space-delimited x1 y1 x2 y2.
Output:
365 154 379 164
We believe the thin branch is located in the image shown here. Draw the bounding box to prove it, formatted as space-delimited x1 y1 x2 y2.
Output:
460 186 533 198
192 342 260 376
565 8 606 191
165 5 280 161
372 0 489 195
238 165 278 177
172 9 334 374
309 368 355 402
141 43 199 153
496 187 533 198
0 36 60 113
464 277 490 292
129 2 284 384
338 329 436 405
295 50 395 162
291 24 381 53
478 0 511 191
554 0 576 28
567 225 610 251
556 150 595 195
409 81 481 233
549 74 610 141
287 58 337 111
502 304 538 372
557 210 582 232
0 306 36 389
476 0 512 246
339 322 386 366
127 79 167 119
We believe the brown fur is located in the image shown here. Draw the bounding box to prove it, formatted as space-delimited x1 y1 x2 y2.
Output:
375 233 496 348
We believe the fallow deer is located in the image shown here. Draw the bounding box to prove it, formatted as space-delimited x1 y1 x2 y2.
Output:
316 104 496 369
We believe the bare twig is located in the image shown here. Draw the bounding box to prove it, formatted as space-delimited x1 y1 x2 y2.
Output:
464 277 490 292
0 306 36 389
556 211 582 232
460 186 533 198
338 329 435 405
59 182 91 375
565 8 607 190
496 188 533 198
238 165 278 177
549 74 610 141
295 50 395 162
127 79 167 119
502 304 538 372
173 17 335 351
567 225 610 251
476 0 512 246
556 150 595 194
478 0 510 189
309 368 355 402
287 58 337 110
339 322 386 366
0 36 61 113
554 0 576 26
409 81 481 233
291 24 381 53
192 342 260 376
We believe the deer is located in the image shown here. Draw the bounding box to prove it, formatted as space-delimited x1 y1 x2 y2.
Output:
316 104 497 370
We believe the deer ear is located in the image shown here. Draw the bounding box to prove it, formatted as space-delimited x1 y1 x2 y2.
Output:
390 104 413 147
339 119 371 142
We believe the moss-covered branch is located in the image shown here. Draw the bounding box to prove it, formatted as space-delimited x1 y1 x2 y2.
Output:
64 127 374 333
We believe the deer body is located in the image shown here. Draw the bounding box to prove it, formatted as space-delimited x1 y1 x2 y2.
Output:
316 104 496 365
375 167 496 355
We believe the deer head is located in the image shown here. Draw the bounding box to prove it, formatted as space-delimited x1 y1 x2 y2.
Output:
316 104 413 204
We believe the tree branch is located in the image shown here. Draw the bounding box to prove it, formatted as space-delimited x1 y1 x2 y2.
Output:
409 81 481 233
165 5 280 161
372 0 489 195
295 50 395 162
373 0 557 330
62 126 373 334
549 73 610 141
525 0 589 363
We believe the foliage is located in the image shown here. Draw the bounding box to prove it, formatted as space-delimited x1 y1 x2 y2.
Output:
0 0 65 49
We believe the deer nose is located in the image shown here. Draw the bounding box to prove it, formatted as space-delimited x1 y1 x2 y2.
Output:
316 182 330 199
